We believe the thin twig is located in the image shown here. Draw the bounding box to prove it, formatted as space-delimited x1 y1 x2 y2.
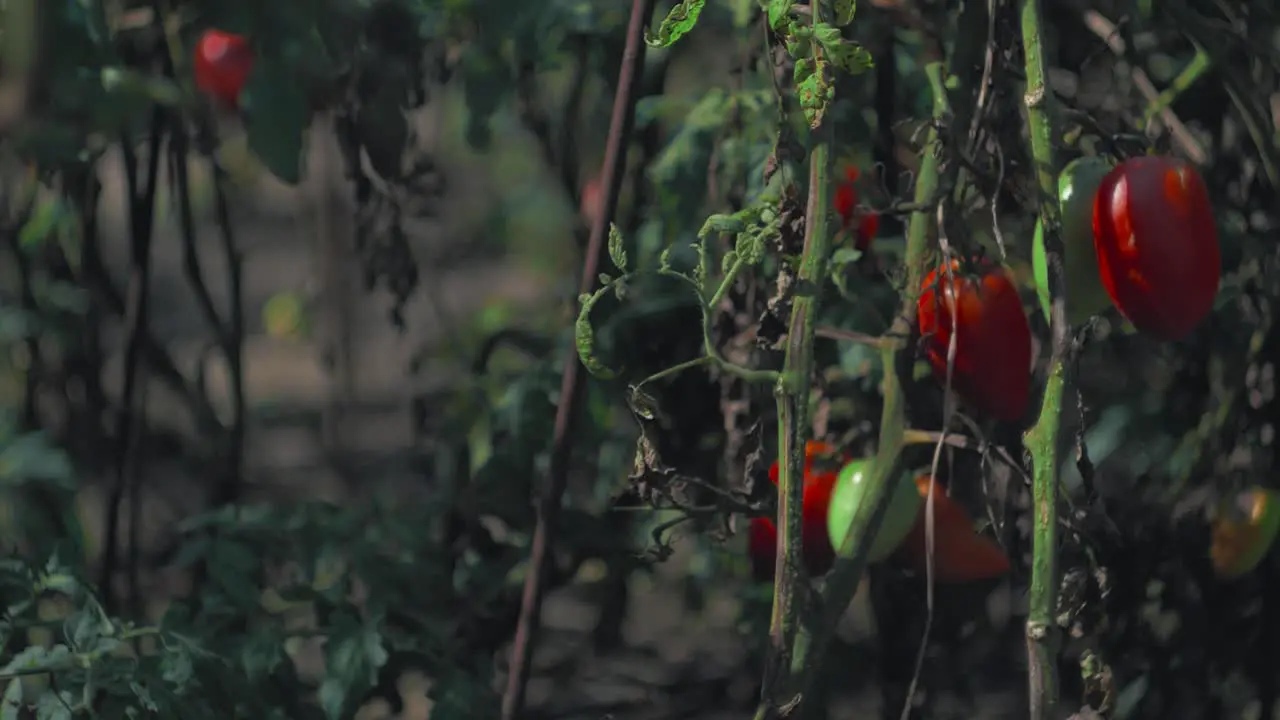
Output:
100 107 165 615
1079 8 1207 165
499 1 653 716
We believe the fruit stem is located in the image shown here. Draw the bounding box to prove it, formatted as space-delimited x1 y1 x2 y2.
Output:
1019 0 1068 716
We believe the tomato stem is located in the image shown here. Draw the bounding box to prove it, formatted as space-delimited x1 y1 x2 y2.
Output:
759 5 836 712
1019 0 1069 716
765 54 952 720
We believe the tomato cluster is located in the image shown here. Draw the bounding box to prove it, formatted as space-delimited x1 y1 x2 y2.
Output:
749 445 1010 584
193 29 255 110
915 155 1219 425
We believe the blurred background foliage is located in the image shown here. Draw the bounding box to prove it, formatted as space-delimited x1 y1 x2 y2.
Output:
0 0 1278 718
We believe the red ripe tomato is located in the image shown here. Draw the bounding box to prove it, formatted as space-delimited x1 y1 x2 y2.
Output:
193 30 255 110
892 476 1011 583
833 166 880 251
917 261 1031 422
1092 156 1220 341
748 441 847 580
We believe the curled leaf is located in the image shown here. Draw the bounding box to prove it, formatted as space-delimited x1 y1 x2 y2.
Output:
645 0 705 48
575 288 618 379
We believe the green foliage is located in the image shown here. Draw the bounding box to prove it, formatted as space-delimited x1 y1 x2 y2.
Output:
646 0 706 48
244 60 310 185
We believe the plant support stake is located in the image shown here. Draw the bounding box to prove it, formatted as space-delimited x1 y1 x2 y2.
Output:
500 0 654 717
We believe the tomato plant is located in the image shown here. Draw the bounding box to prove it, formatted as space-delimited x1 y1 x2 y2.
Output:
749 441 848 580
917 261 1032 422
892 476 1011 583
833 166 880 251
1092 155 1221 341
193 29 255 110
1032 156 1114 326
1210 487 1280 580
826 459 922 562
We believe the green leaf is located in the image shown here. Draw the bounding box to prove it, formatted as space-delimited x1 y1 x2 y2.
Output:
0 433 74 489
830 247 863 266
645 0 705 48
766 0 790 31
575 288 618 379
459 47 508 149
243 59 311 185
207 540 260 609
35 690 75 720
608 224 628 272
833 0 857 26
318 612 388 720
795 59 834 128
813 23 874 75
19 199 71 249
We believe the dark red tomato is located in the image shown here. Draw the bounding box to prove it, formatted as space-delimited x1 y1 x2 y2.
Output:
1092 156 1220 341
917 261 1031 422
748 441 847 580
833 166 880 251
893 476 1010 583
194 30 255 110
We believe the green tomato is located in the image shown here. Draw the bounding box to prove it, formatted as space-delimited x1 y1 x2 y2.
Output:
1212 487 1280 579
826 460 922 562
1032 156 1114 326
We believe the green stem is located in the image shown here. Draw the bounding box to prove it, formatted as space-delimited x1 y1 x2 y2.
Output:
765 56 949 720
1141 47 1210 128
763 62 834 720
1019 0 1068 717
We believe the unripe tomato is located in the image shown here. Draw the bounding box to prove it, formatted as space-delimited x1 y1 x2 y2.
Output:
193 30 255 110
826 460 922 561
917 261 1032 422
1092 155 1220 341
833 166 879 251
1211 487 1280 580
892 476 1011 583
1032 156 1114 326
748 441 847 580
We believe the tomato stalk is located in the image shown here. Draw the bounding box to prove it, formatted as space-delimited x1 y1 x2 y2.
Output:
1019 0 1068 717
762 55 951 720
760 5 836 711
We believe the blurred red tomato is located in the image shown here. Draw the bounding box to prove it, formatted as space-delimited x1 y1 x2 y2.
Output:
748 441 847 580
917 261 1031 422
833 166 880 251
579 175 603 228
892 476 1011 583
193 30 254 110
